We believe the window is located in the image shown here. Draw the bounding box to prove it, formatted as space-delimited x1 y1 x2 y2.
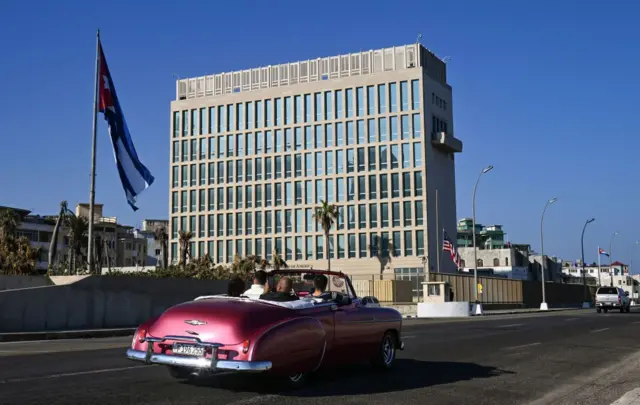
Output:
314 125 323 148
275 98 283 126
326 179 334 202
389 83 397 112
392 202 400 227
381 203 389 227
377 84 386 114
304 94 312 122
369 175 377 199
356 87 364 116
336 122 344 146
324 91 333 120
414 171 423 196
402 143 410 168
285 128 292 152
358 176 366 200
346 88 353 118
391 173 400 198
295 209 303 233
316 236 324 260
367 86 375 115
392 231 401 256
347 177 355 201
404 231 412 256
369 203 378 228
347 149 354 173
335 90 343 119
400 81 408 111
415 200 423 225
295 181 302 204
379 117 387 141
347 121 354 145
275 130 283 152
357 148 365 172
305 208 313 232
337 178 345 202
403 172 411 197
391 145 399 169
336 150 344 174
401 115 410 140
315 92 322 121
390 116 398 141
348 234 356 258
359 233 367 258
357 120 365 144
412 114 421 138
295 127 302 150
326 151 334 175
337 235 345 259
305 126 313 149
325 123 333 147
411 80 420 110
265 99 273 127
413 143 423 167
403 201 412 226
380 174 388 199
294 95 302 123
358 204 366 228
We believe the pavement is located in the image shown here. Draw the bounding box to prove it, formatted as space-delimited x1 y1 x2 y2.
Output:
2 308 640 404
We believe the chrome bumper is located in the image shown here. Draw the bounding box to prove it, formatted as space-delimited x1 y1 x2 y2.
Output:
126 335 271 372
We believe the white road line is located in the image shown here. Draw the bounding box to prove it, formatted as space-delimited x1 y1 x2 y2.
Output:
502 342 541 351
226 395 280 405
497 323 523 328
565 318 579 321
0 365 149 384
610 388 640 404
402 335 417 339
591 328 610 333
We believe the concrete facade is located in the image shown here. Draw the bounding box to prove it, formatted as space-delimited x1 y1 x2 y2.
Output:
168 43 462 278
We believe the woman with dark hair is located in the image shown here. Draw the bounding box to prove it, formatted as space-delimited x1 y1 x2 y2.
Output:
227 277 247 297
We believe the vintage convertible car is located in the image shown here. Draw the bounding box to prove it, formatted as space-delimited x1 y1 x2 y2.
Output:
126 269 404 385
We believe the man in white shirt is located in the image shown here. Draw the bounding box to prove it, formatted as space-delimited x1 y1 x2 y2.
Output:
243 270 267 299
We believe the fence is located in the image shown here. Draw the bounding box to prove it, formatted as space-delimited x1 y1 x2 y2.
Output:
349 273 597 308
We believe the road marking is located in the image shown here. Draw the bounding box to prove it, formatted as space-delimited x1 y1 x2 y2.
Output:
497 323 523 328
631 321 640 324
0 365 149 384
610 388 640 404
591 328 610 333
502 342 541 351
565 318 579 321
402 335 417 339
226 395 280 405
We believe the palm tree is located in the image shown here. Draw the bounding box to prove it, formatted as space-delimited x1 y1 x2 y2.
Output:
271 250 288 271
48 201 70 270
313 200 339 271
0 208 19 240
178 230 193 267
65 214 89 274
153 226 169 269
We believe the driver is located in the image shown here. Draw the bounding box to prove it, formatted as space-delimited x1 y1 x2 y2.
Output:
259 277 299 302
310 275 330 298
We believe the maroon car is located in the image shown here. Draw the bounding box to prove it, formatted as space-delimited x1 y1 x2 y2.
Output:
126 269 404 386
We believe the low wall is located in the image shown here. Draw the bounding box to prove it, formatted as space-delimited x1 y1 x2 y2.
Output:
0 276 230 333
0 275 52 291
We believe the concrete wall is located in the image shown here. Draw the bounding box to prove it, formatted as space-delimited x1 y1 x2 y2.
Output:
0 276 230 333
0 275 52 291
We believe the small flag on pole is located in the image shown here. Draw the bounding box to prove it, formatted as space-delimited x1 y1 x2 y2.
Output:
443 230 461 269
599 247 610 257
97 40 154 211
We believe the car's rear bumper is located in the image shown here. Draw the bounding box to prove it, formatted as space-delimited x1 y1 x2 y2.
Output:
126 348 272 372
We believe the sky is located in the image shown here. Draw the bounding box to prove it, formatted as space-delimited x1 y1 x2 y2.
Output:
1 0 639 268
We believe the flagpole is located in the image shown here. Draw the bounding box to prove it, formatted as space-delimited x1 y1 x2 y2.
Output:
87 29 101 275
597 246 602 287
435 188 441 273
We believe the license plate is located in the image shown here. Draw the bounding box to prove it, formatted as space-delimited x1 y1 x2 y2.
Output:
173 343 205 357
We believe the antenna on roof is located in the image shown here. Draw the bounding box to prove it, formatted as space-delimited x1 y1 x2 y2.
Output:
172 73 181 80
416 33 423 45
443 56 451 63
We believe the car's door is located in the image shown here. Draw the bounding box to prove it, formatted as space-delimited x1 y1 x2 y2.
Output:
331 295 378 362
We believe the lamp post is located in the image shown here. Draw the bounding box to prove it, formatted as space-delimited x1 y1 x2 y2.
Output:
630 241 640 275
540 197 557 311
471 165 494 315
609 232 619 287
581 218 595 308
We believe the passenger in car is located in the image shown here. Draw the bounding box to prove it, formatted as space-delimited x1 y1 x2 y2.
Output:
243 270 267 299
227 277 247 297
310 275 330 298
259 277 299 302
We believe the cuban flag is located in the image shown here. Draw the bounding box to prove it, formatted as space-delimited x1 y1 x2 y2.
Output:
98 40 154 211
599 248 610 257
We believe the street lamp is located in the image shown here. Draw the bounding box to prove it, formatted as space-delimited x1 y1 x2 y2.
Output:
472 165 494 315
630 241 640 275
581 218 595 308
609 232 619 287
540 197 557 311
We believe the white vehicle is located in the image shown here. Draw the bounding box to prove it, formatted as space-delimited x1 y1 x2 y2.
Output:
595 286 630 313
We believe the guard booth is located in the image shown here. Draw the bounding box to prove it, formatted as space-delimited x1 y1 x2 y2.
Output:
422 281 453 303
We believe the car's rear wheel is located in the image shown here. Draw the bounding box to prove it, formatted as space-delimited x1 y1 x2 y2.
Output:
372 331 396 370
596 308 602 313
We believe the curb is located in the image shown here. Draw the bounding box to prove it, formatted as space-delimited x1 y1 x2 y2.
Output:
402 307 583 319
0 328 136 343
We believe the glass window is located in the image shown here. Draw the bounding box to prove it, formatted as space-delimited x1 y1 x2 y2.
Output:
345 88 353 118
265 131 272 153
379 117 387 142
415 200 423 225
357 120 365 144
173 111 180 138
380 174 388 199
275 130 283 152
404 231 413 256
369 175 377 199
324 91 333 120
403 201 412 226
208 188 215 210
246 159 253 181
325 123 333 147
347 149 354 173
285 236 293 260
236 212 243 236
381 203 389 227
347 177 355 201
255 131 263 153
357 176 366 200
295 236 303 259
275 183 282 206
367 86 375 115
305 126 313 149
255 101 263 128
413 143 423 167
358 204 366 228
255 212 262 234
392 202 400 227
295 181 303 204
412 114 421 139
305 153 313 176
392 231 401 256
326 151 334 175
390 116 398 141
295 209 303 233
315 92 322 121
391 145 399 169
295 127 302 150
326 179 334 202
227 104 234 132
246 212 253 235
246 185 253 208
275 98 282 126
367 147 376 171
347 205 355 229
265 99 273 127
295 95 302 124
337 178 345 201
237 103 244 131
414 171 423 196
285 182 293 205
306 236 314 259
208 137 215 159
411 80 420 110
335 90 343 119
265 211 272 233
357 148 365 172
359 233 367 258
400 81 408 111
369 203 378 228
305 208 313 232
391 174 400 198
367 119 376 143
336 150 344 174
246 102 253 129
348 234 356 258
337 235 345 259
305 181 313 204
401 115 410 140
377 84 386 114
275 211 282 233
285 128 292 152
316 236 324 260
315 179 324 203
208 215 214 237
295 154 302 176
356 87 364 117
304 94 312 122
265 184 272 206
346 121 354 145
275 156 282 179
389 83 397 113
226 161 233 183
402 143 410 168
208 163 215 185
416 230 424 256
265 157 272 180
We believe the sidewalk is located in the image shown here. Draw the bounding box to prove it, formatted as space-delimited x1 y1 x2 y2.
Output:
402 306 584 318
0 327 135 342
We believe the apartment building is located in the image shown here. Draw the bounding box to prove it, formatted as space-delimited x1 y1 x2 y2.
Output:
169 43 463 276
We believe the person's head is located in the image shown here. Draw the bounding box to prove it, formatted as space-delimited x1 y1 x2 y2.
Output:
227 277 246 297
313 275 328 293
253 270 267 286
276 276 293 293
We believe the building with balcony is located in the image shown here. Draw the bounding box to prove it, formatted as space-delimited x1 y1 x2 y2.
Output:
169 43 463 278
456 218 506 249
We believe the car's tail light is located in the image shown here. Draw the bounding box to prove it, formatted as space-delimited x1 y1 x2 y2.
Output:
242 340 250 354
132 326 147 349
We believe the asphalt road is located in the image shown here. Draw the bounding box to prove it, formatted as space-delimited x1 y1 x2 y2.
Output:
2 309 640 405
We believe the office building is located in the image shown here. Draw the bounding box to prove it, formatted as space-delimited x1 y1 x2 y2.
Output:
169 43 463 277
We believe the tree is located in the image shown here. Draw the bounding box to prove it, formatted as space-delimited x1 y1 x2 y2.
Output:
65 214 89 274
178 230 193 267
0 208 40 275
48 201 70 270
271 250 288 271
313 200 339 271
154 226 169 269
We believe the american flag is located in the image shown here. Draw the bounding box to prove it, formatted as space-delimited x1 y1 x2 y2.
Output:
443 230 461 268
